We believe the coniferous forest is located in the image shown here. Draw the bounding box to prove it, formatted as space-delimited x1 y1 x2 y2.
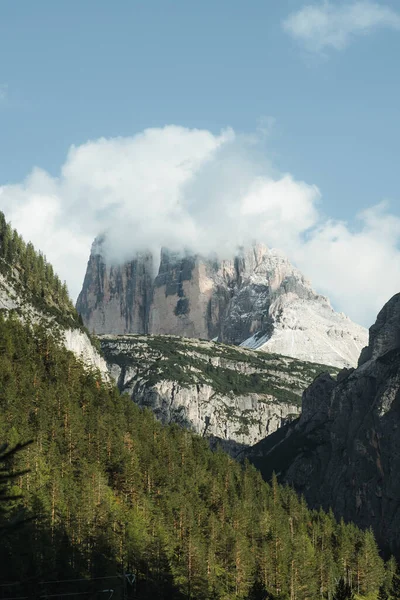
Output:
0 215 397 599
0 314 396 599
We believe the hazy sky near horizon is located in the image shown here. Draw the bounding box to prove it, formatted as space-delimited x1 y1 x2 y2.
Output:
0 0 399 327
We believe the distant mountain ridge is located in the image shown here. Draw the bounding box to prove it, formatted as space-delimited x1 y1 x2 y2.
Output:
77 239 367 368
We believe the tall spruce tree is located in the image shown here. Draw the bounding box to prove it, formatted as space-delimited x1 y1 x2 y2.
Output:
377 584 388 600
333 578 354 600
390 564 400 600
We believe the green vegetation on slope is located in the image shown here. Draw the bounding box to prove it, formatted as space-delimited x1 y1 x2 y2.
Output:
100 334 339 406
0 314 391 599
0 211 83 330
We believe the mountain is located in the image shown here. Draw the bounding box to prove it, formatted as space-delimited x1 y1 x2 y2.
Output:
77 240 367 368
99 333 339 451
0 211 387 599
247 292 400 554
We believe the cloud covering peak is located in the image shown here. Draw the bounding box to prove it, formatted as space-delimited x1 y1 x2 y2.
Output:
0 124 399 327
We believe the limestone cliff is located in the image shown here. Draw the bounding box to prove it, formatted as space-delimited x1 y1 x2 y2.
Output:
99 334 339 451
247 293 400 554
77 240 367 368
76 237 154 335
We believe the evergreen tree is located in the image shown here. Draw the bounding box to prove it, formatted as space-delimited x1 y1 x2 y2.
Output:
378 584 388 600
391 563 400 600
356 528 385 594
0 441 31 531
333 578 354 600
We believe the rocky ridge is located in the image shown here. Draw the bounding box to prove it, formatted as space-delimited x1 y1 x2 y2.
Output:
247 293 400 553
99 333 339 451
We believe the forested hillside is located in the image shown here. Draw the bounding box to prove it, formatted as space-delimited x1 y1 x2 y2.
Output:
0 212 80 329
0 312 393 600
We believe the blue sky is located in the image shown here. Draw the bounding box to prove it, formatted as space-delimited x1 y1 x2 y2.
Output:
0 0 400 325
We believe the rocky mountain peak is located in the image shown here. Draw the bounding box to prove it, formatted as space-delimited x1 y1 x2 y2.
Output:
76 238 367 368
358 292 400 366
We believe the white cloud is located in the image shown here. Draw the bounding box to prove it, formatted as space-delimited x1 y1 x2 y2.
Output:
283 1 400 53
0 124 399 327
293 205 400 326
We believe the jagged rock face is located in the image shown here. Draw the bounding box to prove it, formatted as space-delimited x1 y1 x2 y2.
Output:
77 243 154 335
248 293 400 554
99 334 338 452
358 293 400 365
150 252 214 339
118 379 297 453
77 240 367 368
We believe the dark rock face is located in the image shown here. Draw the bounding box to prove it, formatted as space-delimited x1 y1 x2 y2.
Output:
358 293 400 365
154 249 196 296
248 293 400 554
220 283 271 345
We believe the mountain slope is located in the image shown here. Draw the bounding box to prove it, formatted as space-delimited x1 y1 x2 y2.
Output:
77 240 367 368
99 333 339 451
0 289 388 600
247 292 400 555
0 213 108 377
241 295 365 367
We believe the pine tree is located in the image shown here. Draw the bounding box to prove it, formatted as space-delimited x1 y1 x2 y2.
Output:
357 528 385 593
378 584 388 600
391 564 400 600
333 578 354 600
0 441 31 531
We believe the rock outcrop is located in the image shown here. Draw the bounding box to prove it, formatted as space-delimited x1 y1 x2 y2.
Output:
247 293 400 554
99 334 339 452
77 240 367 368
